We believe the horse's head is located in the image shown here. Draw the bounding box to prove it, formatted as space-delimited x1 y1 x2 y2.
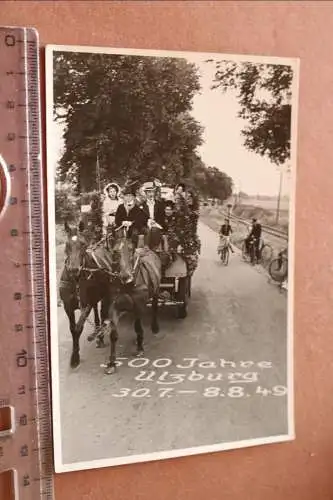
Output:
64 221 89 277
112 231 136 285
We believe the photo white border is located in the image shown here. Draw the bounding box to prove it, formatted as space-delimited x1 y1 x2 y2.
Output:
45 44 299 474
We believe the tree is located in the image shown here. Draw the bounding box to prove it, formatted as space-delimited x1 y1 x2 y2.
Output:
185 156 233 202
53 51 204 191
208 60 294 165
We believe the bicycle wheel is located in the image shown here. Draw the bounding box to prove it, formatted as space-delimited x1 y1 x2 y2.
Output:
222 247 229 266
269 257 288 283
260 244 273 267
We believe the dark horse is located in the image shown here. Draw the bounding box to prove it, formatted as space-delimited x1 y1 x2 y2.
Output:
59 222 111 368
60 221 163 373
101 224 163 375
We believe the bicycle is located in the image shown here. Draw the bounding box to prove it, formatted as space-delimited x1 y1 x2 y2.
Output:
220 243 230 266
218 236 230 266
268 248 288 286
242 237 273 266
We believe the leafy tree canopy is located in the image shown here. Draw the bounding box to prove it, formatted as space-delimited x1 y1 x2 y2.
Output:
54 52 203 191
208 59 294 166
53 51 234 203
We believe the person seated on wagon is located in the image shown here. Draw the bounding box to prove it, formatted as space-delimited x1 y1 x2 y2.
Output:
161 200 177 250
102 182 121 234
219 218 234 254
114 185 149 247
135 185 147 210
140 180 165 229
174 182 186 199
162 200 177 232
186 189 199 227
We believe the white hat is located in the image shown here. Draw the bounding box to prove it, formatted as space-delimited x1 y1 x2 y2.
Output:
142 181 155 191
104 182 121 196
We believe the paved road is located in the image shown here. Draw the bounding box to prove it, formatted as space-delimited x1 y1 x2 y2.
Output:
56 220 289 466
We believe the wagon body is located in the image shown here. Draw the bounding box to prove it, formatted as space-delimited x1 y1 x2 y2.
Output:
147 253 190 318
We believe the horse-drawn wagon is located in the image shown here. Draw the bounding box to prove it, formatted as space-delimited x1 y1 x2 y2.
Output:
147 251 190 319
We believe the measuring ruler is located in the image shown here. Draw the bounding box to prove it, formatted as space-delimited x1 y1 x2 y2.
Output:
0 27 53 499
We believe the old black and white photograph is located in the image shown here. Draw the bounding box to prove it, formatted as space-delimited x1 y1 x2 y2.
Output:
46 45 299 472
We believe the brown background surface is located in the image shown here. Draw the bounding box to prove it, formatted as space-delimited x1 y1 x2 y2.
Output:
1 1 332 498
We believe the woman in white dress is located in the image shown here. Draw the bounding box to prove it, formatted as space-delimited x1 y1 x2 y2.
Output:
102 182 121 234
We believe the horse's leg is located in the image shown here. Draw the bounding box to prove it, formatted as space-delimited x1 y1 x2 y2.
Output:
87 302 101 343
132 294 146 356
93 303 100 327
63 300 80 369
104 303 120 375
100 294 110 324
76 304 92 332
151 294 159 334
71 305 91 368
134 314 144 356
96 291 112 348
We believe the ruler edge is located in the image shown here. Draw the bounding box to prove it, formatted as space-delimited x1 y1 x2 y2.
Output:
30 26 55 493
0 24 55 497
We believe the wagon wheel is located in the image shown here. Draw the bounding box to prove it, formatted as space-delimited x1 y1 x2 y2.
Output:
176 276 189 319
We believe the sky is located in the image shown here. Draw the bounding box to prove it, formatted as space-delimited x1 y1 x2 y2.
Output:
188 58 291 197
51 52 292 198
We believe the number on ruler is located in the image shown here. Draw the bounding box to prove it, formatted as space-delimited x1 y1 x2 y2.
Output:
16 349 28 368
19 414 28 426
18 385 26 395
20 444 28 457
5 34 15 47
23 474 30 487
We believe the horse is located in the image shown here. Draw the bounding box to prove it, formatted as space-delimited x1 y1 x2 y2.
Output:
102 224 163 375
59 221 112 368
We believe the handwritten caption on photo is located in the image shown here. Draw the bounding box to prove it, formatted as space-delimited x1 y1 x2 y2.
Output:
107 358 288 400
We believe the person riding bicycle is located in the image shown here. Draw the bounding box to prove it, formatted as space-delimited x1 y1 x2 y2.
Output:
245 218 262 258
218 218 234 254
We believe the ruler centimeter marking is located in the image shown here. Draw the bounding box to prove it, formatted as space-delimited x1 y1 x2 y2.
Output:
0 27 53 499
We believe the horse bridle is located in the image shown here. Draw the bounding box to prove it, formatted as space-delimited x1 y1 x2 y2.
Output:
64 222 142 285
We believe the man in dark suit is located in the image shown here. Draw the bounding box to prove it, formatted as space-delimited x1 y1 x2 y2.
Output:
115 187 149 245
245 218 262 257
140 181 165 228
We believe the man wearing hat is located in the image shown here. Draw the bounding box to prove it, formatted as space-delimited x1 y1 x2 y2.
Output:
102 182 121 234
245 217 262 258
140 180 165 228
114 182 149 246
